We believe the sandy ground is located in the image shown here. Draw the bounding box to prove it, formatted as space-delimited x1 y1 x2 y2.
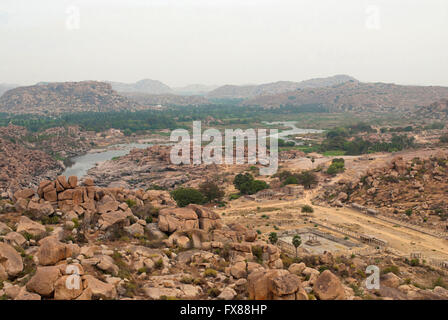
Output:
218 147 448 261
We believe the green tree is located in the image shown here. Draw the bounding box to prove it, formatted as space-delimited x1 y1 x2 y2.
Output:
269 232 278 245
199 181 225 203
296 171 318 189
233 173 269 195
171 187 205 207
292 235 302 257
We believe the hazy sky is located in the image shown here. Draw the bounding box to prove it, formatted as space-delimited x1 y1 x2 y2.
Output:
0 0 447 87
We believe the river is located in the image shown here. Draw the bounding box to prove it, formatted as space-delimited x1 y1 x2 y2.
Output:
62 143 150 178
63 122 323 178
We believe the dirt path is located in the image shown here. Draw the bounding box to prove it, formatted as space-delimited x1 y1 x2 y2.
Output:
220 190 448 261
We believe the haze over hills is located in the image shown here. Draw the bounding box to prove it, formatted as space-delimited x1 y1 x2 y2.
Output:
0 81 139 115
173 84 220 96
107 79 173 95
0 83 19 97
242 81 448 113
1 75 448 115
206 75 358 99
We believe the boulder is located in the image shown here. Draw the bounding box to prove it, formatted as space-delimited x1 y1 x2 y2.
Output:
3 232 27 247
248 269 288 300
98 210 129 230
54 275 84 300
0 243 23 277
158 207 199 233
0 222 12 235
96 255 119 276
381 272 401 288
13 188 35 201
26 266 62 296
288 262 306 275
27 200 55 218
124 223 145 237
68 176 78 189
230 261 247 279
37 237 72 266
218 287 237 300
57 176 70 189
16 216 47 238
313 270 346 300
97 195 119 214
14 287 41 300
187 204 222 231
82 275 117 299
270 273 301 296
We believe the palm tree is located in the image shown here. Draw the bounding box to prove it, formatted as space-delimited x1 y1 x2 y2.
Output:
292 235 302 257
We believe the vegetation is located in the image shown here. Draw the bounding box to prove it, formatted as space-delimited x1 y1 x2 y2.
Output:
301 205 314 213
276 170 317 189
268 232 278 245
326 158 345 175
199 181 225 203
171 187 205 207
233 173 269 195
292 235 302 257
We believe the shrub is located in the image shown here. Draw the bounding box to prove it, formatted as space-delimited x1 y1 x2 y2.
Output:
326 158 345 175
204 268 218 278
269 232 278 245
154 258 164 269
252 246 263 264
171 187 205 207
433 277 448 289
125 199 137 208
207 288 221 298
382 265 400 275
301 205 314 213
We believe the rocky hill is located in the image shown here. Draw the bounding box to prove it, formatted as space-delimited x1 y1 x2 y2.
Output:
1 176 448 300
0 81 140 115
416 99 448 120
0 136 63 193
108 79 173 95
207 75 357 99
318 151 448 232
242 81 448 112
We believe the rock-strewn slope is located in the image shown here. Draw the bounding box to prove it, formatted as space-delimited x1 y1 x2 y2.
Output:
0 81 140 115
319 151 448 232
242 81 448 113
1 176 448 300
416 99 448 120
207 75 356 99
0 137 63 193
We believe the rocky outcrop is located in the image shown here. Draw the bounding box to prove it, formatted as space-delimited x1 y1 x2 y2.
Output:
0 81 140 115
0 243 24 278
313 270 346 300
247 269 307 300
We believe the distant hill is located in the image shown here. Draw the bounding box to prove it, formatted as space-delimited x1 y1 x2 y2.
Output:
173 84 219 95
207 75 357 99
241 81 448 113
122 92 210 106
108 79 173 95
0 81 140 114
0 83 19 97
